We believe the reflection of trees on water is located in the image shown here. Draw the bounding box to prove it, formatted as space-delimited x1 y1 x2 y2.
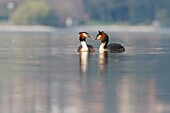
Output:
2 70 170 113
117 76 156 113
0 59 170 113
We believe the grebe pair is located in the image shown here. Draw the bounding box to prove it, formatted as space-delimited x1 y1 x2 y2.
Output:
78 31 125 53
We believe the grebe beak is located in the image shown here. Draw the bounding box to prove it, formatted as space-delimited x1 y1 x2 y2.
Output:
93 36 98 40
89 35 95 39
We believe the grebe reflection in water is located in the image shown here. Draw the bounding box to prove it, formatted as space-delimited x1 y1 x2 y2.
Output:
98 51 108 74
79 52 88 77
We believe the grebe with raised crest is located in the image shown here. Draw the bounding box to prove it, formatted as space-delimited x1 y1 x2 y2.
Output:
94 31 125 53
77 32 95 52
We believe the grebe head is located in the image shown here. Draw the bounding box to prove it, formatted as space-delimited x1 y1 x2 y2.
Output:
79 32 92 41
78 32 95 52
94 31 109 43
94 31 109 50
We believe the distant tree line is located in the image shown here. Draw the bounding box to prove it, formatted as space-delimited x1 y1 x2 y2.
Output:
0 0 170 27
10 0 84 27
11 1 59 27
83 0 170 26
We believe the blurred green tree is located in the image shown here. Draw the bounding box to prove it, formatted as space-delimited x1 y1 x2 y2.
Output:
0 10 9 21
1 0 169 26
83 0 170 26
11 0 59 27
84 0 129 21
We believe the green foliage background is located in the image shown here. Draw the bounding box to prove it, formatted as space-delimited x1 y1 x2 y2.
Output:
84 0 170 26
0 0 170 27
11 1 58 26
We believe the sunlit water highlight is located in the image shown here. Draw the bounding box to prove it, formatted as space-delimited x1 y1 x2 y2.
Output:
0 30 170 113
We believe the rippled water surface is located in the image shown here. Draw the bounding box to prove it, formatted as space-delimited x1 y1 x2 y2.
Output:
0 30 170 113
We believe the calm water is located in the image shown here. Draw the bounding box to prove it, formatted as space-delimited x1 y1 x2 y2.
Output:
0 30 170 113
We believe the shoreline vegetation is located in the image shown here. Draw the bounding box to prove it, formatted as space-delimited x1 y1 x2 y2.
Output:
1 1 170 28
0 25 170 33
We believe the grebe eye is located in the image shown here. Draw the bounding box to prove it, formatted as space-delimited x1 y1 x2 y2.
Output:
87 34 90 37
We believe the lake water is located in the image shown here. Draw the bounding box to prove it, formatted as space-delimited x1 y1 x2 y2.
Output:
0 29 170 113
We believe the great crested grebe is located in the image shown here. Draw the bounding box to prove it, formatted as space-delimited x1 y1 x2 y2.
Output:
77 32 95 52
94 31 125 52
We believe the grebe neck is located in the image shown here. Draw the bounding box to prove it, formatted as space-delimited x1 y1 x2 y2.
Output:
100 34 109 49
99 42 107 51
81 41 88 51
